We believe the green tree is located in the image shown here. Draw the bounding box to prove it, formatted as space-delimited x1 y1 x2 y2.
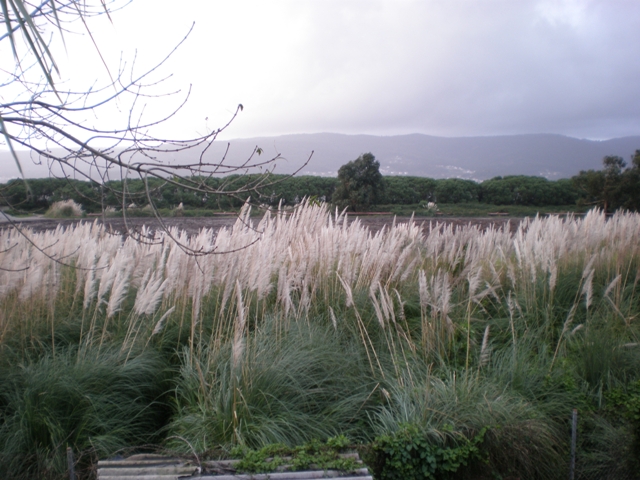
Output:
381 176 437 204
572 153 640 213
433 178 480 203
602 155 626 211
620 150 640 211
332 153 384 211
479 176 578 206
573 169 605 209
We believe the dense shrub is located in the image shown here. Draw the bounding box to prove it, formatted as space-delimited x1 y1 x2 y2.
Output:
573 150 640 212
1 172 588 214
368 424 486 480
434 178 480 203
380 176 437 204
480 175 578 206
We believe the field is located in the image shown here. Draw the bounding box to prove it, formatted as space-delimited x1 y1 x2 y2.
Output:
1 211 522 236
1 203 639 479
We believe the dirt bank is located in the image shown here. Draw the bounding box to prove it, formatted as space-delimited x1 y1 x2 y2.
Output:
1 213 523 237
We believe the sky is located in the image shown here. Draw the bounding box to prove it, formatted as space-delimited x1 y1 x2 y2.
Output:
5 0 640 145
73 0 640 142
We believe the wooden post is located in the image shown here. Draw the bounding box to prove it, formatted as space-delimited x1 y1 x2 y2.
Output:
67 446 75 480
569 408 577 480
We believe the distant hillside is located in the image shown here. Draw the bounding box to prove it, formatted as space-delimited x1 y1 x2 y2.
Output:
210 133 640 180
2 133 639 182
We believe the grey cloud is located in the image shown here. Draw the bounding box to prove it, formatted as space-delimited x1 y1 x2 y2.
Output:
236 1 640 139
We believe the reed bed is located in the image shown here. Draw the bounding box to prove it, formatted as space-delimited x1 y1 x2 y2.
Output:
1 203 639 479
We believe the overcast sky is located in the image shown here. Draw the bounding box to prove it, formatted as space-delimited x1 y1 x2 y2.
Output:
17 0 640 142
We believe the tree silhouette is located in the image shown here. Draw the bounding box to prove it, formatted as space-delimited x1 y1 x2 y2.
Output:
332 152 384 212
573 152 640 213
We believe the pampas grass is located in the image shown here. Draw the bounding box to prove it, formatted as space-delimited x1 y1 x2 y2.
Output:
167 320 376 451
2 205 639 370
45 199 84 218
1 204 640 477
2 205 639 384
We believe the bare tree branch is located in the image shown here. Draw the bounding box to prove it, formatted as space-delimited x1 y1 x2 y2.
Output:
1 0 310 255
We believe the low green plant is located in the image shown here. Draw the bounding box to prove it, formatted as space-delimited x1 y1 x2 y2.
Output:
230 443 288 473
374 370 566 479
369 423 486 480
604 379 640 464
606 380 640 424
231 436 359 474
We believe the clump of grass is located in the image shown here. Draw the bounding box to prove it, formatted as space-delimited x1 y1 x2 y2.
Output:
167 319 377 453
171 202 184 216
575 414 638 480
45 199 84 218
0 347 171 480
374 369 566 479
571 327 640 393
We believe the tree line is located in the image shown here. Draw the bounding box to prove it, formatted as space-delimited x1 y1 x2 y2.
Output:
572 151 640 212
1 150 639 213
330 151 640 211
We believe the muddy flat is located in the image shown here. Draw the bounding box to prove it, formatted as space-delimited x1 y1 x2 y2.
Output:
0 213 523 236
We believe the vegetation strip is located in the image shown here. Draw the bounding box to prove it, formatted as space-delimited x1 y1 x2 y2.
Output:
1 203 639 479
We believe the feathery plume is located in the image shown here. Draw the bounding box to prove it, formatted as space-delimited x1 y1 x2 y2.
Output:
548 262 558 294
107 265 132 318
604 274 622 298
582 256 596 279
83 265 97 309
370 285 386 330
394 289 406 322
135 274 169 316
337 273 354 308
232 280 246 370
479 325 491 367
582 269 594 310
152 306 176 336
329 306 337 330
467 268 482 298
569 324 583 336
418 269 429 308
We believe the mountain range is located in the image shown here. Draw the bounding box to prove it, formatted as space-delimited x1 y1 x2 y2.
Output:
212 133 640 180
2 133 639 182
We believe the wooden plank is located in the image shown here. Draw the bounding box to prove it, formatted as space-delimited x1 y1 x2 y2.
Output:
98 476 191 480
97 454 371 480
98 459 182 467
98 466 199 476
198 472 372 480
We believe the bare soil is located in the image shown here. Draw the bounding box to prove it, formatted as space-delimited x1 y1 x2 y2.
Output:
1 214 523 236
